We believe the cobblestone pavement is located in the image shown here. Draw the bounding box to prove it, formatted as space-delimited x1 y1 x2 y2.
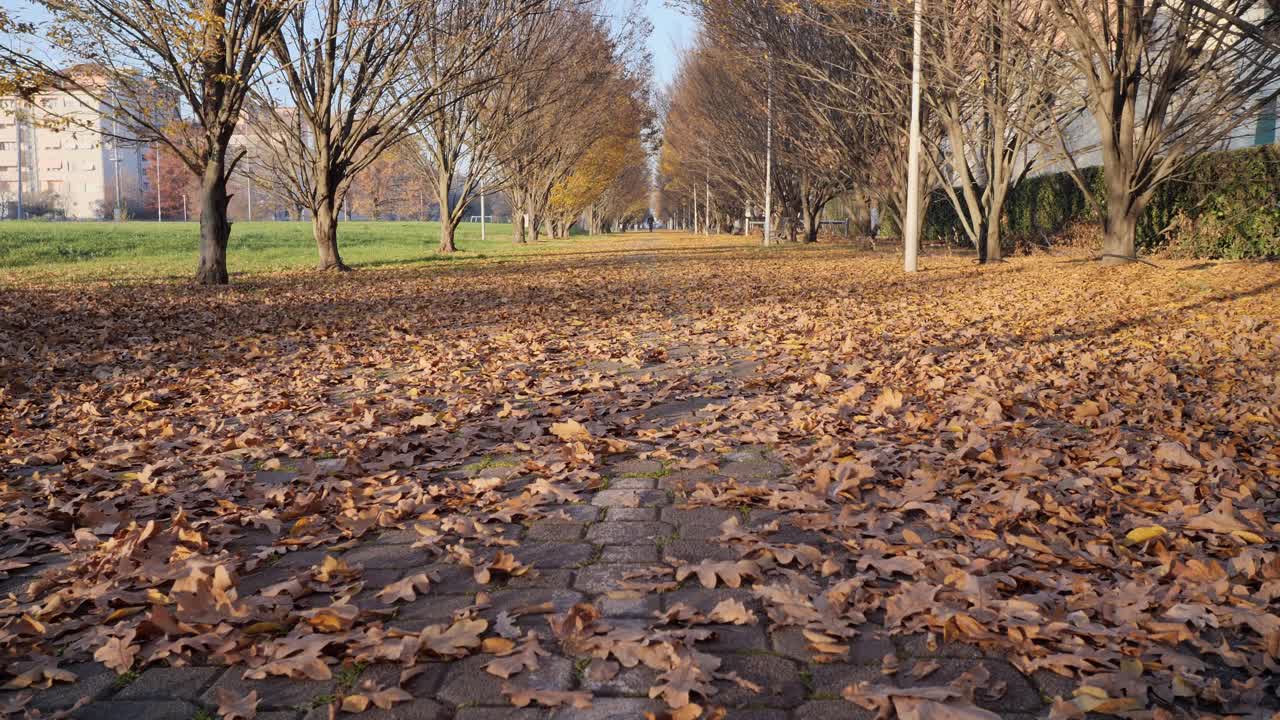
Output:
2 408 1072 720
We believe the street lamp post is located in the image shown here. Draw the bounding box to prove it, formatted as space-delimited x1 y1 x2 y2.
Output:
155 143 162 222
15 104 24 220
764 55 774 247
903 0 924 273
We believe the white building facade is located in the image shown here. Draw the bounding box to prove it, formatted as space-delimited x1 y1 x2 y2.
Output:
0 89 147 220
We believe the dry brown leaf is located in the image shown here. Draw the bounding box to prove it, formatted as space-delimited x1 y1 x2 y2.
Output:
502 684 592 709
214 688 259 720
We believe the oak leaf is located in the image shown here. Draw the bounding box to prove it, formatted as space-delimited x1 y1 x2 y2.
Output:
674 560 760 589
503 684 592 709
214 688 259 720
420 618 487 657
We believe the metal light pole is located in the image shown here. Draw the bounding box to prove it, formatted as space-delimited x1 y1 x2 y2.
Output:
155 143 162 222
903 0 924 273
113 141 123 221
692 188 698 235
704 170 710 237
15 104 24 220
480 179 486 242
764 55 774 247
182 193 188 222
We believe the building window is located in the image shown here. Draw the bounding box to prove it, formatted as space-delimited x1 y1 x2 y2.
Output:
1255 99 1277 146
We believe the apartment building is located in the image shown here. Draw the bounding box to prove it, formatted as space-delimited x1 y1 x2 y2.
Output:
0 87 147 219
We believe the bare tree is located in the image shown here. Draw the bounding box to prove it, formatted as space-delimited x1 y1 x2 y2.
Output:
411 1 571 253
251 0 539 270
495 0 651 244
919 0 1072 262
1044 0 1280 262
2 0 295 284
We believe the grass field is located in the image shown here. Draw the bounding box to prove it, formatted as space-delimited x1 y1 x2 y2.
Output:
0 219 585 283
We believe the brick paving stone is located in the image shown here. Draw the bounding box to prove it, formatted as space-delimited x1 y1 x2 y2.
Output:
720 460 787 482
727 711 789 720
422 563 489 593
375 528 419 544
610 459 665 476
897 659 1042 713
513 543 596 569
339 569 406 610
660 507 736 527
455 709 550 720
487 589 586 616
392 595 479 630
661 540 738 562
639 398 715 421
113 667 221 700
549 697 662 719
353 661 448 698
239 567 300 596
586 521 672 544
342 543 433 569
554 505 603 523
526 522 587 542
610 477 658 490
896 632 987 659
795 700 877 720
72 700 199 720
506 569 574 589
605 507 658 521
272 549 331 568
698 624 769 653
715 654 805 708
580 660 658 696
201 669 336 710
772 626 895 665
226 527 279 551
662 588 757 613
597 591 661 617
572 564 654 594
657 468 717 492
1031 669 1077 704
437 656 573 706
808 663 885 697
590 490 667 508
23 662 116 711
599 545 659 563
302 699 447 720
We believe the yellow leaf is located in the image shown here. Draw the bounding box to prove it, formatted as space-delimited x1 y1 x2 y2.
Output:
1231 530 1265 544
1124 525 1167 544
483 637 517 654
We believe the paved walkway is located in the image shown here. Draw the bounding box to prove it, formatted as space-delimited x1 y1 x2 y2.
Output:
3 417 1068 719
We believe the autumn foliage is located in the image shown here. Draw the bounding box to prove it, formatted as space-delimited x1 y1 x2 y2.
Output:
1 237 1278 717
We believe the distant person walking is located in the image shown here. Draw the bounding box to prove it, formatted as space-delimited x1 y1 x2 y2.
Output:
646 215 654 232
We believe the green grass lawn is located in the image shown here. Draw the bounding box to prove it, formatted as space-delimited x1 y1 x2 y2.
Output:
0 219 579 283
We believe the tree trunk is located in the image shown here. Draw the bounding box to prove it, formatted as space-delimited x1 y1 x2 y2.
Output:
802 205 820 243
437 172 456 253
1102 191 1138 264
196 161 231 285
512 199 527 243
439 219 457 254
528 212 541 243
313 195 350 271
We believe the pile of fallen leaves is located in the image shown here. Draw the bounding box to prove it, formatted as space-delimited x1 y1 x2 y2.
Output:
1 236 1278 718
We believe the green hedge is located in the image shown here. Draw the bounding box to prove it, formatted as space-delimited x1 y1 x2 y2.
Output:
924 145 1280 259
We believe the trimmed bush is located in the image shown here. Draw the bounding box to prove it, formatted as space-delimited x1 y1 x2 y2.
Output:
924 145 1280 258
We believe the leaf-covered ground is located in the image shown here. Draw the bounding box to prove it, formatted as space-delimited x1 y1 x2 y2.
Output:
1 233 1278 720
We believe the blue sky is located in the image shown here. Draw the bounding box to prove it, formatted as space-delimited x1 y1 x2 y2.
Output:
12 0 700 92
639 0 698 91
